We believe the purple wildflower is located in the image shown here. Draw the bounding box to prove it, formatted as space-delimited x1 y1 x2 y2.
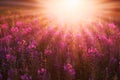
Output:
88 47 98 54
11 27 19 33
16 21 23 27
21 74 32 80
108 23 116 29
6 54 16 62
44 49 52 55
37 68 46 75
64 63 75 76
37 68 48 80
1 23 8 29
0 73 2 80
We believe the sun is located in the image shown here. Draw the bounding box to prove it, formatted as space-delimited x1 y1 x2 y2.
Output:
42 0 100 26
62 0 79 10
36 0 119 32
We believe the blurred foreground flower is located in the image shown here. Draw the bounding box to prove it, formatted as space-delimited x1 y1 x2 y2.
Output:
21 74 32 80
37 68 50 80
64 63 75 76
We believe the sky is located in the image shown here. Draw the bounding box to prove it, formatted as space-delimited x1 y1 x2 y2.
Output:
0 0 119 5
0 0 119 24
0 0 40 7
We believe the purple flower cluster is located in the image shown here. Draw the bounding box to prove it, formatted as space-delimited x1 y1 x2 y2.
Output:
21 74 32 80
0 17 120 80
64 63 75 76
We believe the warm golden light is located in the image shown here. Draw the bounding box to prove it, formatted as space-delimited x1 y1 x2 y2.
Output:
35 0 120 33
43 0 100 25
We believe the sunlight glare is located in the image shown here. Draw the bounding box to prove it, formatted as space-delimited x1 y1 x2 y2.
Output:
43 0 99 25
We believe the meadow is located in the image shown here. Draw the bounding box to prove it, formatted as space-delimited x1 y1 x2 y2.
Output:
0 7 120 80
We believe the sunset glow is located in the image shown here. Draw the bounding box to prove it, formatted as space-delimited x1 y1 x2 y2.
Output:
0 0 120 80
43 0 100 26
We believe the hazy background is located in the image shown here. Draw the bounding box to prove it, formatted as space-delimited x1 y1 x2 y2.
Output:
0 0 120 6
0 0 119 25
0 0 120 8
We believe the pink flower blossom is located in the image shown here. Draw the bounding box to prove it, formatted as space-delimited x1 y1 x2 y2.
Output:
16 21 23 27
11 27 19 32
44 49 52 55
1 23 8 29
108 23 116 29
6 54 16 62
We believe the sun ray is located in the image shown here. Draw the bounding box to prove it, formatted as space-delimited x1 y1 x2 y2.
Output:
35 0 119 30
2 0 119 32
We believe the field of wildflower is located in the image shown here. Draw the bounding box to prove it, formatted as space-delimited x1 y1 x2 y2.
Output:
0 7 120 80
